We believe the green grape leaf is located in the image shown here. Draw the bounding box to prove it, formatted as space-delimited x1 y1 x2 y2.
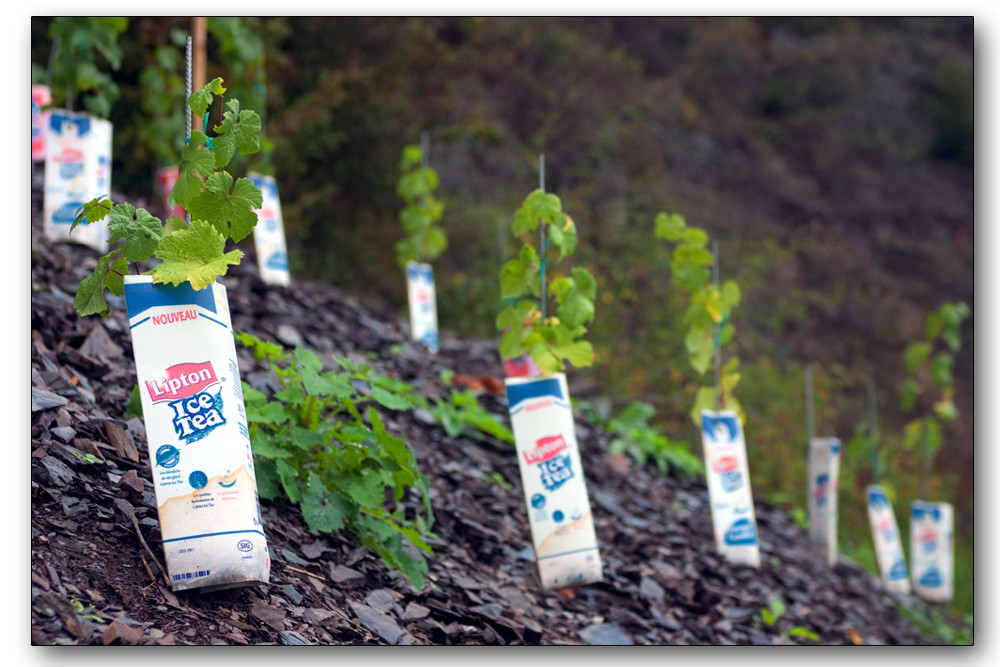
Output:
186 172 262 243
170 132 215 207
904 342 931 374
74 253 128 317
71 197 114 232
105 203 163 262
552 339 594 369
212 100 262 168
499 244 540 299
188 77 226 118
929 353 953 388
152 219 243 289
654 211 686 240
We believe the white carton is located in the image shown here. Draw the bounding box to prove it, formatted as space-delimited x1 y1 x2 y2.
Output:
248 173 291 287
406 261 439 353
808 437 841 566
123 275 270 592
43 110 112 251
910 500 954 602
701 410 761 567
866 485 911 595
505 373 603 589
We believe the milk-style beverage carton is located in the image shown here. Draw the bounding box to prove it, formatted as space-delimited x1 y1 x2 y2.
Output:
43 110 112 251
701 410 761 567
32 85 52 162
123 275 270 592
406 261 439 353
866 485 911 595
808 437 841 566
505 373 603 589
248 173 291 287
910 500 954 602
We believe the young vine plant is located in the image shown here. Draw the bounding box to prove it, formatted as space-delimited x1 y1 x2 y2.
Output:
394 143 447 268
496 188 596 375
901 300 970 496
71 77 263 318
654 211 742 426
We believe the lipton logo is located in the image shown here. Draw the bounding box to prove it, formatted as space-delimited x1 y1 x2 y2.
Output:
523 435 567 465
146 361 219 403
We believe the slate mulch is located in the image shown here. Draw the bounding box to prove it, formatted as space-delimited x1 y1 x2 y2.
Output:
29 165 958 646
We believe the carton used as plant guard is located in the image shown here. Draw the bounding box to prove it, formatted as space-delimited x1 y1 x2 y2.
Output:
123 275 270 592
406 261 439 353
43 109 112 251
249 173 292 287
808 437 841 567
701 410 761 568
505 372 603 589
910 500 954 602
866 485 911 595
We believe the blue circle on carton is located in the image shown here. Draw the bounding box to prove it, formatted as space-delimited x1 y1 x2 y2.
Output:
531 493 546 509
155 445 180 469
553 510 565 523
189 470 208 490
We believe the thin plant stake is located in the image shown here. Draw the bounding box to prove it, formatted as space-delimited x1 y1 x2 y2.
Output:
538 153 548 324
805 362 815 443
712 240 721 413
867 377 879 480
417 131 429 264
185 35 192 227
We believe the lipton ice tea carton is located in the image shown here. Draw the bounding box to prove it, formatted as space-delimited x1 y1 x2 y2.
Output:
123 275 270 592
701 410 761 567
43 110 111 251
248 173 292 287
505 373 603 589
866 485 911 595
406 261 439 352
808 437 841 566
910 500 954 602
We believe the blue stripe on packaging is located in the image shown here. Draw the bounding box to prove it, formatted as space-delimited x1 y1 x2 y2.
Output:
506 376 564 410
124 281 219 319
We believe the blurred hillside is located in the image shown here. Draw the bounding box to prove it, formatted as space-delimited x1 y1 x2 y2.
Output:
31 17 974 615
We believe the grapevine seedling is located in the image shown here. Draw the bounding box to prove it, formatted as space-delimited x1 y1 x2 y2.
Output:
71 77 263 318
496 187 596 375
901 301 969 498
394 140 447 268
654 211 742 426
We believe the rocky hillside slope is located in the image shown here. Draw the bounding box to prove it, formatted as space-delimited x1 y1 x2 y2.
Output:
30 169 958 646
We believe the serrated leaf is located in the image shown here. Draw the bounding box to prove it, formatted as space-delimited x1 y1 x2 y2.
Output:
71 197 114 232
212 100 262 167
170 132 215 207
74 253 128 317
249 431 294 460
300 471 346 533
276 459 301 504
186 172 261 243
499 244 540 299
654 211 686 240
105 203 163 261
152 219 243 289
553 340 594 369
188 77 226 118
